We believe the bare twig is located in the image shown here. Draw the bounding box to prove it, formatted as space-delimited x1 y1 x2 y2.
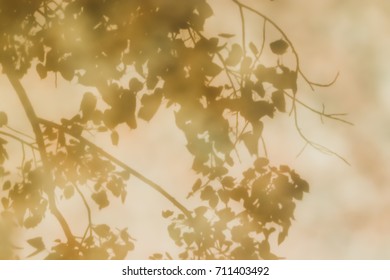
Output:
292 105 350 165
0 130 37 149
283 90 353 125
232 0 339 90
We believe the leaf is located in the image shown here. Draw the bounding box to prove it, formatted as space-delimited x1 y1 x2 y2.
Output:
59 63 74 81
23 160 32 174
270 39 289 55
254 157 269 171
36 63 47 79
209 194 219 208
167 224 181 244
1 197 9 209
218 189 230 204
204 62 222 77
279 165 290 172
271 90 286 112
92 190 109 209
110 130 119 146
80 92 97 119
253 81 265 98
150 253 163 260
241 132 259 156
107 179 121 197
278 228 289 245
63 185 74 199
230 187 247 201
27 237 45 258
0 112 8 127
218 33 235 38
249 42 258 55
197 1 213 18
183 232 195 246
200 185 214 201
226 44 242 66
240 56 252 74
3 180 11 191
162 210 174 218
93 224 110 238
129 78 143 93
138 88 163 121
191 179 202 193
221 176 235 189
24 216 41 229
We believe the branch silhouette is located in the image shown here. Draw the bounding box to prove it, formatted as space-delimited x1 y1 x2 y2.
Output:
5 71 76 246
37 118 193 220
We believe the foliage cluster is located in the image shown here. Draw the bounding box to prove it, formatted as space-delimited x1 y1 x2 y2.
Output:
0 0 347 259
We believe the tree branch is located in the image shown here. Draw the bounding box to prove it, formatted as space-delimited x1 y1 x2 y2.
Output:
232 0 339 90
5 72 76 245
37 118 194 220
0 130 37 150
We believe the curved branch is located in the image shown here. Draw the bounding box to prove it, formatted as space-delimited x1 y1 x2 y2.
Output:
0 130 37 149
232 0 339 90
283 90 353 125
73 183 93 243
37 118 193 220
292 105 350 165
5 72 76 245
5 125 36 141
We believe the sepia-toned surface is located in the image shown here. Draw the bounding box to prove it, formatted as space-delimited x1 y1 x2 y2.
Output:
0 0 389 259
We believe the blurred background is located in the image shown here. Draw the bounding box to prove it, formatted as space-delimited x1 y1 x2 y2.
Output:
1 0 390 259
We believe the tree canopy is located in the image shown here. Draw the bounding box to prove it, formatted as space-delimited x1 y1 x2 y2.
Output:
0 0 349 259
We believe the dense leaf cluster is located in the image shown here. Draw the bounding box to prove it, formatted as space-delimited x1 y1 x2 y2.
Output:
0 0 320 259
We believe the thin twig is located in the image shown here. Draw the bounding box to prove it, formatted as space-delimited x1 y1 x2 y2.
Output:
73 183 93 243
292 104 350 165
283 90 353 125
5 125 35 140
232 0 339 90
0 131 38 149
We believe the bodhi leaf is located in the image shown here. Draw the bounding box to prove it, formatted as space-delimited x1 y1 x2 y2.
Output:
93 224 111 238
162 210 174 218
36 63 47 79
226 44 243 66
92 190 109 209
138 88 163 121
270 39 289 55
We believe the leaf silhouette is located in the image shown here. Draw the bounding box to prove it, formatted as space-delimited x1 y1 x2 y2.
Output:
93 224 110 238
138 88 163 121
80 92 97 120
271 90 286 112
162 210 174 218
110 130 119 146
249 42 259 55
92 191 109 209
226 44 243 66
0 112 7 127
36 63 47 79
27 237 45 258
270 39 289 55
218 33 235 38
